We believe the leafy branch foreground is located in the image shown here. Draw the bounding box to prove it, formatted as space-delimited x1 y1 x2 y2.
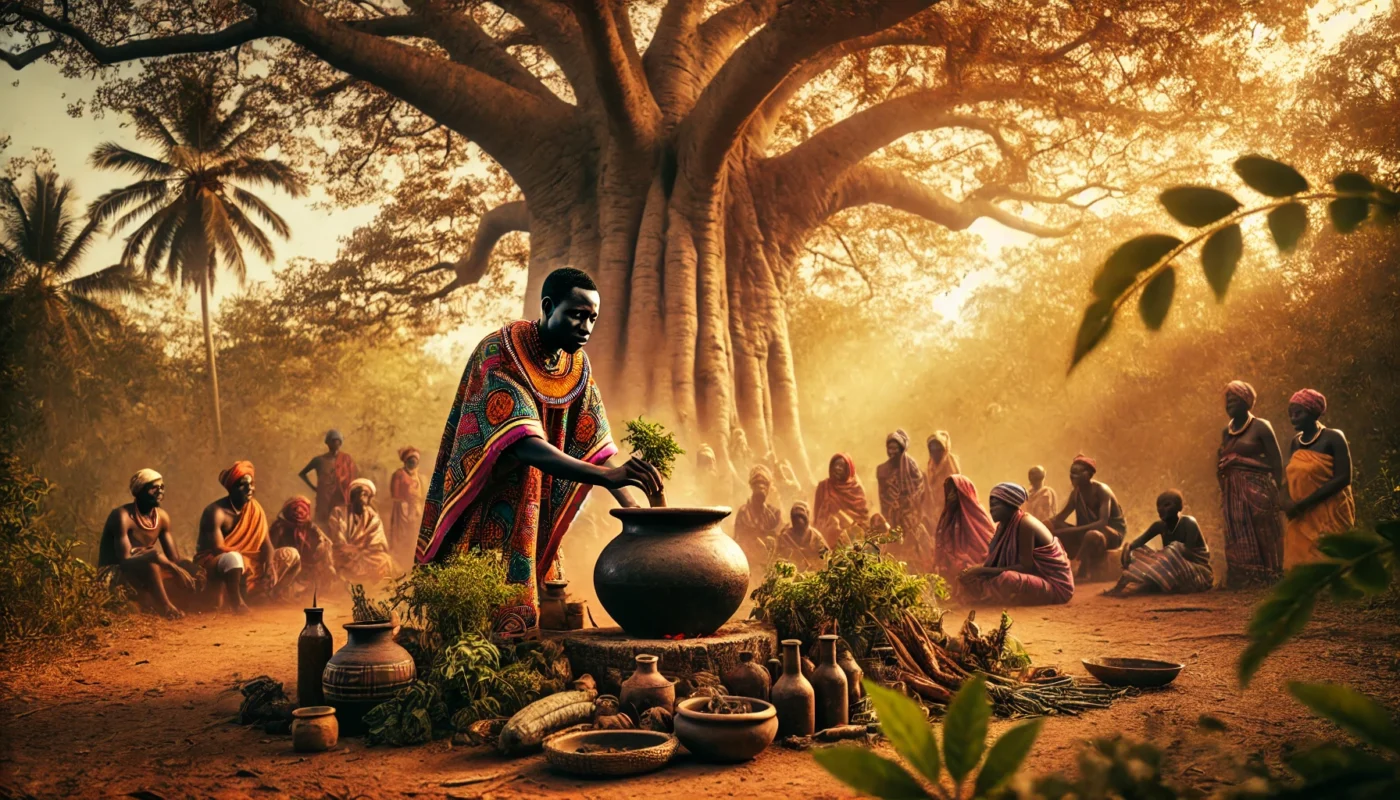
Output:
619 416 684 507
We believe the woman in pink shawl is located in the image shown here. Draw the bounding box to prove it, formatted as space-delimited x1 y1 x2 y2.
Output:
813 453 870 543
959 483 1074 606
933 475 994 580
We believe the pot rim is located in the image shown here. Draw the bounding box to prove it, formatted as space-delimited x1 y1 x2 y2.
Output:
293 705 337 718
675 696 777 724
610 506 732 524
343 620 394 631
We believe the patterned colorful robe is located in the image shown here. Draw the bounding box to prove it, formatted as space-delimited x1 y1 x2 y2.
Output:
965 510 1075 606
1114 515 1213 595
417 320 616 636
1218 434 1285 587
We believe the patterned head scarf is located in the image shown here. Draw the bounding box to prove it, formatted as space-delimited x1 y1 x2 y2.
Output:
887 429 910 452
1225 380 1257 409
280 496 312 523
398 446 420 462
129 468 162 496
1289 388 1327 417
748 464 773 486
1071 454 1098 475
349 477 377 498
218 461 255 491
325 429 343 444
990 482 1029 508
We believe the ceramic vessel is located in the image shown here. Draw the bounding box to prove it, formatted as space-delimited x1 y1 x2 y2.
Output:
811 635 849 731
770 639 815 737
619 654 677 717
722 652 771 701
673 696 779 762
291 706 339 752
323 621 416 733
765 658 782 685
297 607 334 707
539 580 569 630
836 642 865 705
595 507 748 638
565 601 587 630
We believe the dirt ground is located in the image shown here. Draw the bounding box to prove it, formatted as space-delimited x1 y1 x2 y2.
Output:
2 588 1398 800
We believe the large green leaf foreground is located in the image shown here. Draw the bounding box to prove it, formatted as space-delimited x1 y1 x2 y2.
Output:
1072 155 1400 369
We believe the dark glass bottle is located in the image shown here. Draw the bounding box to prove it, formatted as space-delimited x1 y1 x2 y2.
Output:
297 607 334 707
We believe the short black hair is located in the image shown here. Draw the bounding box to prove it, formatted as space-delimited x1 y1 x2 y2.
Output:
541 267 598 304
1158 489 1184 507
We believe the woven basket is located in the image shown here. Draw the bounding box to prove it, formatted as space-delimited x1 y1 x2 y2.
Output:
543 730 678 777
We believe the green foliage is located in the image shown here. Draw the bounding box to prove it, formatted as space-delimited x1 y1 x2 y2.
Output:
363 680 450 747
348 582 394 622
0 456 126 643
1072 156 1400 368
813 677 1043 799
749 528 944 657
619 416 685 479
388 550 517 646
1276 682 1400 798
1239 526 1396 685
433 634 549 731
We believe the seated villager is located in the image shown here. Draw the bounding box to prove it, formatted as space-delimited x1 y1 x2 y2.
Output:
734 465 783 570
812 453 870 544
331 478 398 586
959 483 1074 606
1107 490 1213 597
270 496 336 592
1023 466 1058 522
934 475 995 581
389 447 425 567
877 429 929 565
1282 388 1356 568
774 501 829 570
694 443 725 505
1049 455 1127 582
196 461 302 612
97 469 198 618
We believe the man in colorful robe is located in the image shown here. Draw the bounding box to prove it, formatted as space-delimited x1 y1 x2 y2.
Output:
270 495 336 593
922 431 960 532
1281 388 1355 567
299 429 358 528
876 429 927 564
417 268 662 637
332 478 398 585
812 453 870 543
196 461 301 612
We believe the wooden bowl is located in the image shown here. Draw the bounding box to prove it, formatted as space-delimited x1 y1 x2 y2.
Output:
543 730 678 777
1082 657 1184 688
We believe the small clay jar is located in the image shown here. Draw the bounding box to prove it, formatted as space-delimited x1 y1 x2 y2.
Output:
766 657 782 684
291 706 339 752
836 640 865 705
620 654 676 718
538 580 569 631
811 634 849 731
722 652 771 701
565 601 587 630
770 639 815 737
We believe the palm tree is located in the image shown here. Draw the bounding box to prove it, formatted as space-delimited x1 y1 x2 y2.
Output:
90 74 306 451
0 167 143 357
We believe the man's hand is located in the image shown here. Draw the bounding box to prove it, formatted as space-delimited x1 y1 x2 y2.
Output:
1120 545 1134 569
603 456 664 499
171 563 196 591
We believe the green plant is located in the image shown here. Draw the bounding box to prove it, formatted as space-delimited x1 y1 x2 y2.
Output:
363 680 450 747
348 582 394 623
620 416 684 506
1072 156 1400 368
388 550 517 647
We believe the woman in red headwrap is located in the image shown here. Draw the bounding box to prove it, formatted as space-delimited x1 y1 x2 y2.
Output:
933 475 995 583
1217 380 1287 587
812 453 870 544
1281 389 1355 567
389 446 425 567
270 496 336 590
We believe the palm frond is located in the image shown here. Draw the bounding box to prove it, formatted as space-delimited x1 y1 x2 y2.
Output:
170 210 210 288
118 201 178 272
0 243 20 287
215 124 262 161
64 291 123 334
89 180 172 228
220 196 276 263
140 202 190 279
53 215 105 278
229 187 292 239
201 192 247 284
64 263 147 299
221 157 307 197
24 170 81 270
89 142 177 180
211 96 252 153
128 106 180 155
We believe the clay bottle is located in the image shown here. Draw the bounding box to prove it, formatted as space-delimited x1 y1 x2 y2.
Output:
766 657 782 684
297 606 334 707
811 634 849 731
836 640 865 705
722 652 771 701
620 654 676 717
771 639 815 737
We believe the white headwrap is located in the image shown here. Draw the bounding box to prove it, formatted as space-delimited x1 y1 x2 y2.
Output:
349 477 377 498
130 469 162 496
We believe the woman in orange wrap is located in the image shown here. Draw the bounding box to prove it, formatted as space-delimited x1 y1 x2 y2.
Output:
1281 389 1355 568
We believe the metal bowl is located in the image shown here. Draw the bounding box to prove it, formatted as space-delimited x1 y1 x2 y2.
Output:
1081 657 1184 688
543 729 678 777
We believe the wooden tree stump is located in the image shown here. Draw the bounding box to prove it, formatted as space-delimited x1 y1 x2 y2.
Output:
549 622 779 696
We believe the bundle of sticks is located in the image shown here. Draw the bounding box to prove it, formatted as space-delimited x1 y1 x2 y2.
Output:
871 609 1133 718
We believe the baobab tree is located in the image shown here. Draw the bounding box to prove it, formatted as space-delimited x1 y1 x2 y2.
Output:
0 0 1296 474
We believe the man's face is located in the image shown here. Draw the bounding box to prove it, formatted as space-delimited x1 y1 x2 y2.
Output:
831 459 849 482
542 287 601 354
1288 403 1314 431
791 508 808 528
750 477 770 501
1225 394 1248 419
928 440 945 460
140 480 165 507
1157 496 1183 521
1028 470 1044 487
406 455 419 470
1070 463 1093 487
327 436 343 453
886 440 902 460
351 486 371 508
231 476 255 505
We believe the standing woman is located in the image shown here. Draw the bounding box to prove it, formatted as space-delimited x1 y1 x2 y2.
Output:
1282 389 1355 567
1216 380 1287 587
923 431 961 532
390 447 425 567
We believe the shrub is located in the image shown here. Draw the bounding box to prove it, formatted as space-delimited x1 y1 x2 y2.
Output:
389 550 517 646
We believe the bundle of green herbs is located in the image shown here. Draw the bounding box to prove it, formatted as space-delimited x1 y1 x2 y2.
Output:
619 416 684 506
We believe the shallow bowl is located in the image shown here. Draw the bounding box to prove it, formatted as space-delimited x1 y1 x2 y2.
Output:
1082 657 1184 688
543 729 678 777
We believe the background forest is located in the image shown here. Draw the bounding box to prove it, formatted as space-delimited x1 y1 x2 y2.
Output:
1 0 1397 593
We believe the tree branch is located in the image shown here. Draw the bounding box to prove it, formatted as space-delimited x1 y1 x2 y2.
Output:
409 0 560 103
416 200 530 301
696 0 779 56
567 0 659 145
827 165 1079 237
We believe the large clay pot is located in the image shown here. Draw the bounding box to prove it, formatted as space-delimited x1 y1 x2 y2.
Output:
811 635 849 731
322 621 416 734
595 507 748 638
723 652 771 702
673 696 779 762
620 654 677 718
291 706 339 752
771 639 815 737
297 607 334 707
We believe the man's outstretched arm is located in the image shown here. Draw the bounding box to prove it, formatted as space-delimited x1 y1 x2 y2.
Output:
509 438 662 505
